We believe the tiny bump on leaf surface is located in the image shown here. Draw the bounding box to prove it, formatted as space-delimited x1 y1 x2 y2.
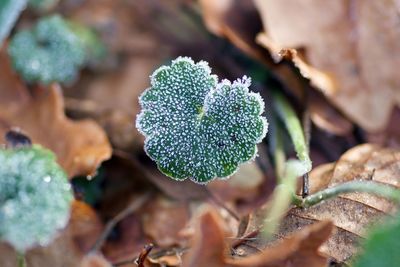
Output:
0 145 73 252
136 57 268 184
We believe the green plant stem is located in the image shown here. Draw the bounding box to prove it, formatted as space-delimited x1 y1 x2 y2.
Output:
273 92 311 175
263 93 313 239
263 160 302 238
17 252 26 267
293 181 400 208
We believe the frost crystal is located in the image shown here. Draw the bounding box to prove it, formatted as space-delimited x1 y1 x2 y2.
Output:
8 15 86 84
136 57 268 184
0 145 73 252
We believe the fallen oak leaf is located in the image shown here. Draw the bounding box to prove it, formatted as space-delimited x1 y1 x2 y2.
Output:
199 0 354 137
329 144 400 213
254 0 400 132
0 50 112 178
0 84 112 178
228 220 333 267
182 206 333 267
182 206 230 267
276 144 400 263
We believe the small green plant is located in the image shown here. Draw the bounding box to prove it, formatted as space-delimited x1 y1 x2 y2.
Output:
8 14 104 85
0 144 73 253
136 57 268 184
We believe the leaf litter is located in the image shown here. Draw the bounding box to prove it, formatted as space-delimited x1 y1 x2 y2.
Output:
1 1 400 266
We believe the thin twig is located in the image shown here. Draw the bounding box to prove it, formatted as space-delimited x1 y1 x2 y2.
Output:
136 244 154 267
301 89 311 197
301 99 311 198
231 228 261 249
114 247 188 267
90 192 152 252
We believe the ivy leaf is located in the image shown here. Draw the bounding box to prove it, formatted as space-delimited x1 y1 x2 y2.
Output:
136 57 268 184
8 15 86 84
0 0 27 45
352 213 400 267
0 144 73 252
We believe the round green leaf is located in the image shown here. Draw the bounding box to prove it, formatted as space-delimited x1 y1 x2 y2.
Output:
136 57 268 184
8 15 86 84
0 145 73 252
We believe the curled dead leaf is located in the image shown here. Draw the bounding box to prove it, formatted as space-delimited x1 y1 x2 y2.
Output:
0 49 112 178
182 206 333 267
182 206 230 267
283 144 400 262
254 0 400 132
229 220 333 267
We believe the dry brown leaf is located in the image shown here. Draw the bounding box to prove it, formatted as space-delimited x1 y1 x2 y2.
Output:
0 49 111 178
329 144 400 212
146 254 182 267
199 0 353 136
142 196 190 247
182 206 230 267
81 253 112 267
0 201 103 267
282 144 400 262
208 161 275 214
182 206 332 267
199 0 268 63
308 90 354 136
229 220 333 267
254 0 400 132
367 107 400 148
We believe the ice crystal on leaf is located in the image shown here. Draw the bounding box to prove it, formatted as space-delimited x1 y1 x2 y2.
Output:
136 57 268 184
0 145 73 252
8 15 86 84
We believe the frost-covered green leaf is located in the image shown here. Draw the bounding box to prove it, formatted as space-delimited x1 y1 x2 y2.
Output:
0 0 27 45
29 0 59 12
352 213 400 267
0 145 73 252
8 15 86 84
136 57 268 184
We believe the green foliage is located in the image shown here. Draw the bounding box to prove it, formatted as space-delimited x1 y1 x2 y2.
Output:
8 15 104 85
136 57 268 184
0 0 27 45
0 145 73 252
353 213 400 267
